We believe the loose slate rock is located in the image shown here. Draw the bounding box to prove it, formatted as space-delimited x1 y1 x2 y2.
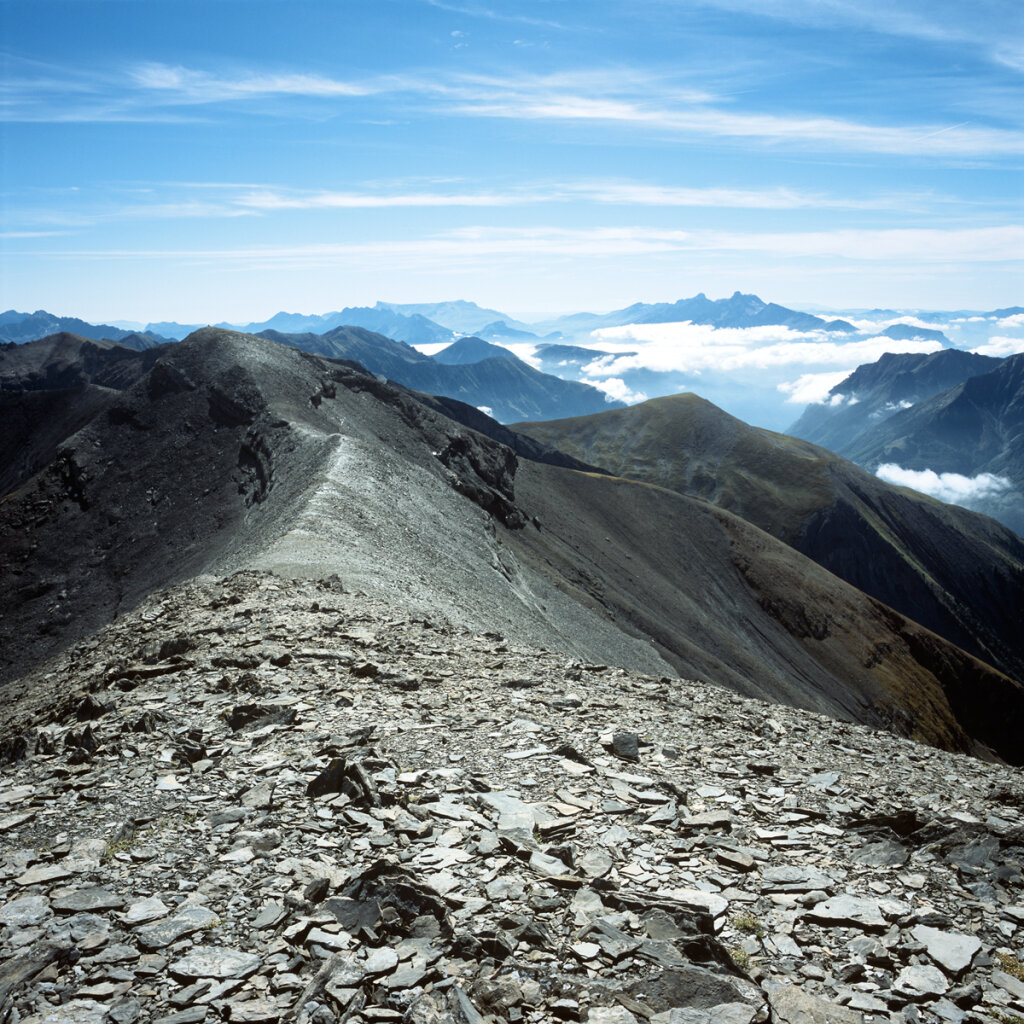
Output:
767 984 863 1023
51 888 125 913
0 895 50 927
168 946 261 980
803 894 886 931
136 906 221 950
911 925 982 976
611 733 640 761
894 964 949 1000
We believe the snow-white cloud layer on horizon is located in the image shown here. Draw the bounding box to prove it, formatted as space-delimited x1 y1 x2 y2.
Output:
587 322 944 377
971 336 1024 358
876 464 1013 504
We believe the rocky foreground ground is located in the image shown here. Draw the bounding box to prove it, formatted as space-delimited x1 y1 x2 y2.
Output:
1 571 1024 1024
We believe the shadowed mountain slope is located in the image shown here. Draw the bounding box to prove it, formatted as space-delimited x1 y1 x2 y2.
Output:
432 337 517 364
788 349 1003 453
0 332 169 391
259 326 617 421
1 330 1023 763
840 353 1024 536
514 393 1024 689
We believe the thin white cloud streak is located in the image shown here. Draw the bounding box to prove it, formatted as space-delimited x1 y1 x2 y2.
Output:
842 315 951 332
129 64 375 101
876 464 1013 503
236 189 537 210
971 336 1024 357
777 370 854 404
422 0 568 29
8 60 1024 158
13 224 1024 268
440 80 1024 156
234 182 927 212
684 0 1023 62
560 183 936 211
586 322 943 375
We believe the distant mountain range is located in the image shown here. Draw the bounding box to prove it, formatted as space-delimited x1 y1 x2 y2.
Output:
789 349 1024 536
256 326 616 421
0 310 168 348
524 291 854 338
3 326 1023 764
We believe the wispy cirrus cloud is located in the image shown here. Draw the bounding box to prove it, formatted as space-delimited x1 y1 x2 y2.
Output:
233 181 933 212
128 63 377 102
440 79 1024 156
10 224 1024 268
421 0 568 29
7 57 1024 158
685 0 1024 67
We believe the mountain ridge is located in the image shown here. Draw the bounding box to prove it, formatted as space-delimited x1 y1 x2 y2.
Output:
2 328 1023 764
513 392 1024 690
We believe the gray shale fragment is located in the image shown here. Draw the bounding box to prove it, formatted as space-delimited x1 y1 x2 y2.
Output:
1 571 1023 1024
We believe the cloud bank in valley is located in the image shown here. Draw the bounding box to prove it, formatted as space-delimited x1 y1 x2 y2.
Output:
876 464 1013 504
971 336 1024 358
777 371 856 405
586 322 944 378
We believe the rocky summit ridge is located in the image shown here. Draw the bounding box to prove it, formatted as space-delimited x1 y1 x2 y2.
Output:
2 571 1024 1024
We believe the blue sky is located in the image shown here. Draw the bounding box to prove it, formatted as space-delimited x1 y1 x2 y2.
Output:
1 0 1022 322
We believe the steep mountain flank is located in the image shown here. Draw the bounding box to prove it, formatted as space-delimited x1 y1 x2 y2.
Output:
0 333 168 392
2 330 1023 764
259 326 618 421
832 354 1024 537
514 393 1024 690
788 349 1003 454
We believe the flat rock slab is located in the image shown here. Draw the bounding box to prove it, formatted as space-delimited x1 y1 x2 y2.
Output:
761 866 832 893
911 924 982 975
662 1004 757 1024
52 888 125 913
19 1000 110 1024
123 897 171 926
0 895 51 927
477 791 535 832
168 946 261 980
851 839 908 868
894 964 949 999
364 947 400 974
623 966 757 1013
767 984 864 1023
15 865 73 887
804 895 886 931
137 906 220 950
